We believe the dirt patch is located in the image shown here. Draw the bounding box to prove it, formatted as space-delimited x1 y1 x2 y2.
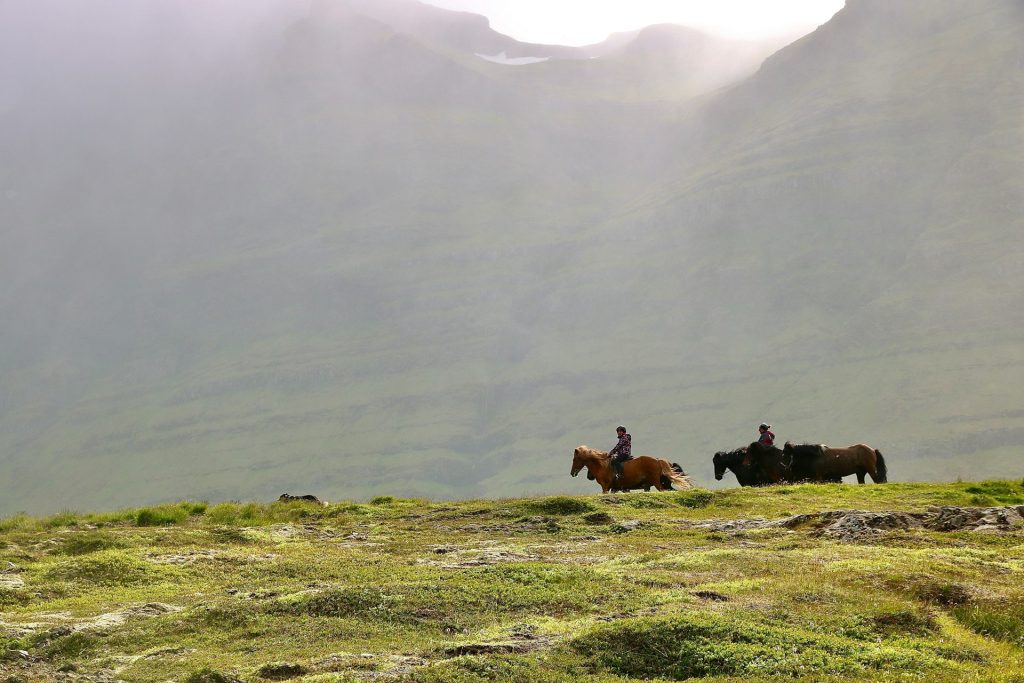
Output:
312 653 428 680
425 548 541 569
0 574 26 589
692 590 729 602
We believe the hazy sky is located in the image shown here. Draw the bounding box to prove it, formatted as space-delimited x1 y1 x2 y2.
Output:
420 0 847 45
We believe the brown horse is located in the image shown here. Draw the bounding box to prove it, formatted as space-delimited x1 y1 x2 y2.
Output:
570 446 692 493
783 442 887 484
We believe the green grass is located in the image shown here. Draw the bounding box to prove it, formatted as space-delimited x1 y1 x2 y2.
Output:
2 482 1024 681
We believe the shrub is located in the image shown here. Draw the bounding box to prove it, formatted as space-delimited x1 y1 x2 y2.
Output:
369 496 396 505
522 497 595 516
582 511 613 524
914 581 971 606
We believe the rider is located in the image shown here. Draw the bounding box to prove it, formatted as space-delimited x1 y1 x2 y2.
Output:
609 426 632 480
757 423 775 446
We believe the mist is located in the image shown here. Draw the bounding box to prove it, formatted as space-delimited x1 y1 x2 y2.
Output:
0 0 1022 515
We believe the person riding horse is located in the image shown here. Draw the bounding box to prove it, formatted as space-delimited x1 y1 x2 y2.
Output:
609 426 632 481
757 423 775 446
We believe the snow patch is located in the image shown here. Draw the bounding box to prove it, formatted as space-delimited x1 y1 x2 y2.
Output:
476 51 549 66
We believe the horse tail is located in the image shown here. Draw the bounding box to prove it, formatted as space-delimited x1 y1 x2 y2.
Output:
874 450 888 483
660 460 693 490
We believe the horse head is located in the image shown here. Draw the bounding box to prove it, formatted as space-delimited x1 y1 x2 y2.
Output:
712 452 727 480
571 445 606 478
570 446 588 477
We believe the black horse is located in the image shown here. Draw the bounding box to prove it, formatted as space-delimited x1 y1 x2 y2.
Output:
713 444 788 486
782 443 827 482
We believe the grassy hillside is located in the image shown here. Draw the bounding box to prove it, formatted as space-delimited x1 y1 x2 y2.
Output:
2 482 1024 681
0 0 1022 515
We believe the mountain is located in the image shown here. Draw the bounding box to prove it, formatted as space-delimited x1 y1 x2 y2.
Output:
0 0 1022 515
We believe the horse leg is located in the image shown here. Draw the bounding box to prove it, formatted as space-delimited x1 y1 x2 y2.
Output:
856 470 866 484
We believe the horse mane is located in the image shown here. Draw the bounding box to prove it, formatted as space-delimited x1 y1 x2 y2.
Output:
574 445 610 463
784 442 827 458
715 448 747 464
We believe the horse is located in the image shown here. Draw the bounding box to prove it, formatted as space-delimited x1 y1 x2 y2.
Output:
782 442 887 484
613 460 688 492
746 442 790 485
712 444 789 486
712 448 761 486
571 446 692 493
778 443 844 483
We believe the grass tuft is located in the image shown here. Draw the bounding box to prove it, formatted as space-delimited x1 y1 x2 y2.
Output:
56 532 126 556
43 551 157 587
674 489 716 508
952 599 1024 647
571 612 955 679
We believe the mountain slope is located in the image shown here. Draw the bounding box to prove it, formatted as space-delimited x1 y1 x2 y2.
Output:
0 0 1022 514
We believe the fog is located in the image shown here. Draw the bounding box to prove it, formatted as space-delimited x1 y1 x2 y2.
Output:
1 0 1022 514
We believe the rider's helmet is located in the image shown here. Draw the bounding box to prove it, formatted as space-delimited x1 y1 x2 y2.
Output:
759 423 771 430
616 425 626 434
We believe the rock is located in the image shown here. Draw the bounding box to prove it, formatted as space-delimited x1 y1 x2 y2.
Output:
439 642 535 656
610 520 645 533
60 603 183 634
2 562 21 573
926 506 1024 532
818 511 923 540
278 493 327 506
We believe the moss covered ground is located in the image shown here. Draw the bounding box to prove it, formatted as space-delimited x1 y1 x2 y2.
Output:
2 481 1024 682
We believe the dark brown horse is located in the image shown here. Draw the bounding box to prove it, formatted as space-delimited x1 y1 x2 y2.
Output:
713 447 763 486
783 442 887 483
571 446 692 493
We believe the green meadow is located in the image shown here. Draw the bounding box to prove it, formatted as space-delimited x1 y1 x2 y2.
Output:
3 481 1024 681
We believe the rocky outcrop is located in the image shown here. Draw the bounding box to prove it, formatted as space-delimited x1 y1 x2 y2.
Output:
684 506 1024 541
